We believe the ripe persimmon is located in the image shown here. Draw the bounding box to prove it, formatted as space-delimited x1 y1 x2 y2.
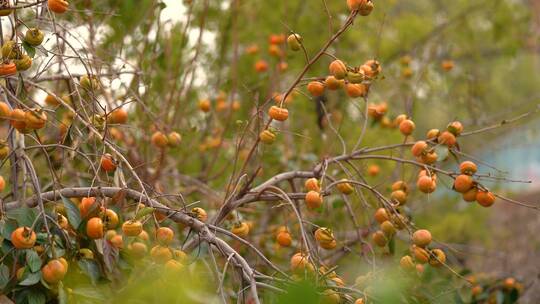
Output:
268 106 289 121
198 99 211 112
325 76 343 90
156 227 174 245
122 220 143 237
417 175 436 193
399 119 415 136
48 0 69 13
372 230 387 247
276 230 292 247
0 62 16 76
151 131 169 148
305 191 323 209
11 227 36 249
100 153 117 172
460 161 477 175
438 131 456 146
86 217 104 239
104 209 119 229
412 229 432 247
254 60 268 72
411 141 428 157
429 248 446 267
42 259 67 284
307 81 325 97
336 180 354 195
454 174 473 193
345 83 367 98
231 222 250 238
476 190 495 207
329 59 347 79
150 245 173 264
304 178 320 192
374 208 389 224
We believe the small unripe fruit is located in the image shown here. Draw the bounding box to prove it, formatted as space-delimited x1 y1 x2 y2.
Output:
368 164 380 176
391 181 408 193
426 128 440 139
380 221 396 236
503 277 516 291
336 180 354 195
441 60 454 71
231 222 250 238
198 99 211 112
447 121 464 136
25 28 44 46
259 130 276 144
325 76 343 90
287 33 302 51
167 132 182 147
400 255 415 271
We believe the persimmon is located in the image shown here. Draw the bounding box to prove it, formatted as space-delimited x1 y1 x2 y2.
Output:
272 93 293 105
471 285 483 297
368 164 380 176
462 187 478 202
164 259 184 272
290 252 312 272
0 175 4 192
391 180 408 193
503 277 516 291
447 121 463 136
420 151 438 165
110 234 124 248
259 130 276 144
24 109 47 129
454 174 473 193
151 131 169 148
15 55 32 71
380 221 396 236
460 161 477 175
411 141 428 157
391 190 407 205
108 108 128 124
150 245 173 264
402 67 413 78
154 227 174 245
103 209 119 229
78 248 94 259
412 229 432 247
191 207 208 222
24 28 44 46
128 242 148 259
86 217 104 239
276 230 292 247
254 60 268 72
429 248 446 267
11 227 36 249
354 299 365 304
167 132 182 147
307 81 325 97
374 208 389 224
198 99 211 112
79 197 98 218
315 228 337 249
394 114 407 126
122 220 143 236
372 230 387 247
413 246 430 264
268 44 283 58
0 101 11 119
268 105 289 121
329 59 347 79
42 259 67 284
0 0 12 16
245 44 259 55
48 0 69 13
305 190 323 209
438 131 456 146
231 222 250 238
359 1 374 16
287 33 302 51
0 62 16 76
345 83 367 98
304 178 320 191
476 190 495 207
336 179 354 195
269 34 286 45
399 119 415 136
400 255 415 271
417 175 436 193
426 128 440 139
1 41 19 59
105 229 117 241
100 153 117 172
441 60 454 71
173 249 187 263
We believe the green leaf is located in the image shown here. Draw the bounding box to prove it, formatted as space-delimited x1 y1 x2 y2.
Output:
21 41 36 58
434 145 449 162
19 271 41 286
78 259 101 285
388 237 395 255
1 219 17 241
27 289 46 304
58 282 68 304
26 250 42 273
6 207 38 228
61 195 81 229
0 264 9 289
135 207 155 220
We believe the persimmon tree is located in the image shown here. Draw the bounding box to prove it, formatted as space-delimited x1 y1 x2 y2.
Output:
0 0 535 303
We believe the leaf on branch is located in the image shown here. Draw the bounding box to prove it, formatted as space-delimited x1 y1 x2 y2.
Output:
434 145 449 162
78 259 101 285
0 264 9 289
6 207 38 228
19 271 41 286
61 195 82 229
21 41 36 58
26 250 42 273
